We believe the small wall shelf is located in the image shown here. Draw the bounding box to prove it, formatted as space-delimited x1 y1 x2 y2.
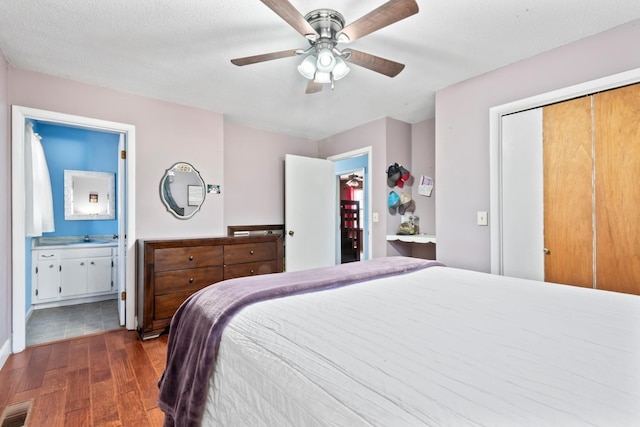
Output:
386 234 436 244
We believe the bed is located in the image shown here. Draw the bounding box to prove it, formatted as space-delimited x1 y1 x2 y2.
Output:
158 257 640 426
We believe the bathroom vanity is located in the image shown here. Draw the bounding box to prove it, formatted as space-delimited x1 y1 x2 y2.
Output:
32 236 119 307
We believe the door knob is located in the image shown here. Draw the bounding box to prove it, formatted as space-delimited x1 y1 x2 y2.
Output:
543 248 550 255
288 230 295 237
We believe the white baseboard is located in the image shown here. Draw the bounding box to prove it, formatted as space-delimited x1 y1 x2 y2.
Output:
0 337 11 371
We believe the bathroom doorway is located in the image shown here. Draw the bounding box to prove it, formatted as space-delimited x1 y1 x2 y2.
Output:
11 106 136 353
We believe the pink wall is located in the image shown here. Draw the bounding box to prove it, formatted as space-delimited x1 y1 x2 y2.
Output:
0 51 10 351
410 119 436 260
223 121 317 227
435 19 640 272
8 68 225 239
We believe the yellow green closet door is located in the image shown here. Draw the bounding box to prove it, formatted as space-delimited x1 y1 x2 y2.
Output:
543 96 594 288
594 84 640 295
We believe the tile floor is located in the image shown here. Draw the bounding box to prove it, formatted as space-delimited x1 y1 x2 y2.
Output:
26 299 121 346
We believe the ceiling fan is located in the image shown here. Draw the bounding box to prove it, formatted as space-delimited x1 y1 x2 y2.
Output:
231 0 419 94
345 174 363 187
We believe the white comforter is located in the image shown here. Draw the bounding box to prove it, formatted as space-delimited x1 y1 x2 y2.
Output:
202 266 640 426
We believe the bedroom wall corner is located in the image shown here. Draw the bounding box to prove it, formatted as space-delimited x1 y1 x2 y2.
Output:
435 18 640 272
410 118 436 260
0 49 10 362
385 118 412 257
223 121 317 227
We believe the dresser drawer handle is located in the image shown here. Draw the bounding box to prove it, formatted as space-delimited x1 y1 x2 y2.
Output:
189 256 194 261
250 270 255 275
189 278 194 283
250 250 254 255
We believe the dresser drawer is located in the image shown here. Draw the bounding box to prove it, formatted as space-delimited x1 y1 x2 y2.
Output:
224 242 276 265
155 292 192 320
154 246 222 272
155 266 223 295
224 260 278 280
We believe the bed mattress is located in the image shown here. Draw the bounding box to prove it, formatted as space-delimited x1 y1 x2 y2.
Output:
203 266 640 426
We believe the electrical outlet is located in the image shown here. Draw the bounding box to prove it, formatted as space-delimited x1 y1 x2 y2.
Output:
477 211 488 226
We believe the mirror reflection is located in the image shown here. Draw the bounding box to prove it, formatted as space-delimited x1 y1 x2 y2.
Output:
64 170 116 220
160 162 205 219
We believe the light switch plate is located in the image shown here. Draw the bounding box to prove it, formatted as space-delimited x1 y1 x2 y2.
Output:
477 211 488 226
373 212 379 223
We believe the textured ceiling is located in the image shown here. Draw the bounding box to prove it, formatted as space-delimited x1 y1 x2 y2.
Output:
1 1 640 140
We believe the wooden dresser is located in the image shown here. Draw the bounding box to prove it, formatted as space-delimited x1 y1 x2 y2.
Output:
136 235 284 339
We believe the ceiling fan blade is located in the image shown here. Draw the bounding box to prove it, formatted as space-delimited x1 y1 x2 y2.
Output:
305 80 324 94
346 49 405 78
231 49 298 66
338 0 419 43
260 0 319 39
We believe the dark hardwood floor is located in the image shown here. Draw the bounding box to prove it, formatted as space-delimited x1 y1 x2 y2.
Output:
0 328 169 426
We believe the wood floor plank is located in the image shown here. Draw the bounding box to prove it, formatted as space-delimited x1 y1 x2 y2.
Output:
0 367 24 408
90 378 120 427
89 334 112 384
30 391 66 427
68 339 90 371
65 367 91 413
109 348 138 395
40 367 68 396
65 406 92 426
125 339 162 411
116 390 151 427
46 340 70 370
17 345 51 392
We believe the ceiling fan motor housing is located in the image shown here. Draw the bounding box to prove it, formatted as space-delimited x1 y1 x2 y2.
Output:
304 9 345 43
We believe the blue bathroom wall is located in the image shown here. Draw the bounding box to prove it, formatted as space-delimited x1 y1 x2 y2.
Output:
25 122 120 312
36 122 120 236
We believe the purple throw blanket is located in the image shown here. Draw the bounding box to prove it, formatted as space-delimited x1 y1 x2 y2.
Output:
158 256 444 427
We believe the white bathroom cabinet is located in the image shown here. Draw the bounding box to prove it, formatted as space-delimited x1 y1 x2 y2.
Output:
32 245 117 306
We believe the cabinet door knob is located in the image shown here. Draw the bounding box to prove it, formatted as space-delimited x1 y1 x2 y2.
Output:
91 261 95 265
189 256 194 261
250 270 255 275
80 262 85 266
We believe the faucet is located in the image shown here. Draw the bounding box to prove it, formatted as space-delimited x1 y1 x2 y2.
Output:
84 234 90 242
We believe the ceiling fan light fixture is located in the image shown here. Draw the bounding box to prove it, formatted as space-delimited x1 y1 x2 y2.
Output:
297 55 317 80
332 57 350 81
316 48 336 73
314 71 332 84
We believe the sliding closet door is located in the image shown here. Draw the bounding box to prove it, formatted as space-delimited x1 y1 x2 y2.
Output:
543 97 594 288
594 84 640 295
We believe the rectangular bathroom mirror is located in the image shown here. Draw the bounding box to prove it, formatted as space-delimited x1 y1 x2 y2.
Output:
64 170 116 220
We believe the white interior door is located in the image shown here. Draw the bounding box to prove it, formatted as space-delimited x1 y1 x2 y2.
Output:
117 133 126 325
285 154 336 272
500 108 544 281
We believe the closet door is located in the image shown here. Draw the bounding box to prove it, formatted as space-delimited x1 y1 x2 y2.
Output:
594 84 640 295
543 97 594 288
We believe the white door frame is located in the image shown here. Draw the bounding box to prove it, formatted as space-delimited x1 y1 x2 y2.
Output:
328 147 373 261
489 67 640 276
11 106 136 353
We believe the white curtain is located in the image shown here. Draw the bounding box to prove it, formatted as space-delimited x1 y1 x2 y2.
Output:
25 122 55 236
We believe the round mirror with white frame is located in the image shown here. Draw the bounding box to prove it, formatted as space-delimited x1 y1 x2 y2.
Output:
160 162 206 219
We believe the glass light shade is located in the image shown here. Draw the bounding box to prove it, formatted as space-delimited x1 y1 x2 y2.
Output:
332 57 350 81
316 48 336 73
297 55 317 80
314 71 331 84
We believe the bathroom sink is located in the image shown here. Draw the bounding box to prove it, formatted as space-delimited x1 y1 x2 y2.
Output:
35 237 114 246
67 239 111 245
